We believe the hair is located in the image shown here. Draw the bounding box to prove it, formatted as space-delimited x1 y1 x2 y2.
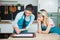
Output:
22 4 33 28
40 9 46 11
37 12 44 24
25 4 34 12
37 12 44 17
40 9 48 17
38 9 48 27
37 12 41 14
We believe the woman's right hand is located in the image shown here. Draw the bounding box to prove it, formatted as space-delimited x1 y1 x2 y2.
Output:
37 17 41 23
14 27 21 34
16 29 21 34
38 30 42 34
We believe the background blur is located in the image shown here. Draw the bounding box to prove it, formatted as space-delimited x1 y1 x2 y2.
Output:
0 0 60 33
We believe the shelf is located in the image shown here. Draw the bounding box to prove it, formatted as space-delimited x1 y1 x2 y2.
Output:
0 20 12 24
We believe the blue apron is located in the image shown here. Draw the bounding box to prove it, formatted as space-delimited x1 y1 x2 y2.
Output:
41 25 60 35
14 14 31 33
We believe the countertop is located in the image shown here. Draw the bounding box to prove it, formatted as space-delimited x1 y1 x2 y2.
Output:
0 20 38 24
0 20 12 24
0 33 60 40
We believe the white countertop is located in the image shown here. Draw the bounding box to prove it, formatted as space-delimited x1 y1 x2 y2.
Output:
0 33 60 40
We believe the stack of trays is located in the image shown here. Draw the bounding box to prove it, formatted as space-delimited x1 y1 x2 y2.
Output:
12 33 36 38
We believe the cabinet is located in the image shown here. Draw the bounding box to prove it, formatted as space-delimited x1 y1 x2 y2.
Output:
28 23 38 32
0 21 38 33
0 6 24 20
0 0 17 1
0 21 13 33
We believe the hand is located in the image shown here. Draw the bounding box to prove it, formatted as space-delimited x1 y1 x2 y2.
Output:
37 18 41 23
38 30 42 34
42 31 49 34
20 28 26 31
14 27 21 34
38 31 42 34
16 29 21 34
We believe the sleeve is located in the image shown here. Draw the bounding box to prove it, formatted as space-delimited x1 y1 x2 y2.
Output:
48 18 55 27
12 12 24 27
26 14 35 30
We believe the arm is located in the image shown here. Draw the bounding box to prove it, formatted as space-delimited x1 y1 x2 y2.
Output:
13 27 20 34
42 26 51 34
42 18 55 34
38 22 42 33
37 17 42 33
19 14 35 31
26 14 35 30
37 21 51 34
12 11 24 33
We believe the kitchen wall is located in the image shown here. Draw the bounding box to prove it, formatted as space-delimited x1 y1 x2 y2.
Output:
1 0 59 7
0 0 38 20
58 0 60 7
18 0 38 6
0 0 60 33
38 0 60 28
0 0 38 6
38 0 58 12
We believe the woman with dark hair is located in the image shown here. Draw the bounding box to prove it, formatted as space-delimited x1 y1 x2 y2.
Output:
12 4 35 34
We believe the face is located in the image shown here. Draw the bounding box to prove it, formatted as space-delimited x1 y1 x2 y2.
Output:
25 10 32 16
37 14 43 21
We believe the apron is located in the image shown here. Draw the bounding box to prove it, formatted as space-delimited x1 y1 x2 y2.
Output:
14 14 31 34
41 25 60 35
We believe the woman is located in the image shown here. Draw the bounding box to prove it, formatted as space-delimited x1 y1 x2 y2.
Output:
12 4 35 34
37 9 60 35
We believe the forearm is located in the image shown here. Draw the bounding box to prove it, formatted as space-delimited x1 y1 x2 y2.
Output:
13 27 20 34
38 25 43 34
38 21 42 33
42 26 52 34
42 31 49 34
13 27 27 34
38 26 42 32
20 28 26 31
26 16 35 30
41 25 52 34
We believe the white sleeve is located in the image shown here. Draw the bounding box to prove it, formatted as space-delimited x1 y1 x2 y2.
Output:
12 11 24 27
26 14 35 30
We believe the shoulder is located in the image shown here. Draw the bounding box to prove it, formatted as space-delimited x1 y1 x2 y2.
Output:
31 14 35 18
15 11 24 19
17 11 24 16
48 17 55 27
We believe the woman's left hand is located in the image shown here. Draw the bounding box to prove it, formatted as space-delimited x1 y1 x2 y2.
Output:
42 31 49 34
37 17 41 22
38 30 42 34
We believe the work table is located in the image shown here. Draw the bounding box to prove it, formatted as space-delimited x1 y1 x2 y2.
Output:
0 20 38 33
0 21 11 24
0 20 38 39
0 33 60 40
0 20 60 40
